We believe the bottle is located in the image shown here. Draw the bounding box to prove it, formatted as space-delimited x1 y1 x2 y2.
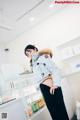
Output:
27 103 33 117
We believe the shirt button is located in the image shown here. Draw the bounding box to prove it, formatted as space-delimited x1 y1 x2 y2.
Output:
37 63 39 65
48 74 51 76
43 63 46 66
41 73 44 76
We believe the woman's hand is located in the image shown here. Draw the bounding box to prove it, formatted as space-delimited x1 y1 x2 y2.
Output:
50 86 58 94
50 86 55 94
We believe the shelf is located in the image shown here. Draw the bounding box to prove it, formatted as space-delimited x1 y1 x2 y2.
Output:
0 98 16 105
60 53 80 62
56 36 80 62
19 70 33 75
63 69 80 77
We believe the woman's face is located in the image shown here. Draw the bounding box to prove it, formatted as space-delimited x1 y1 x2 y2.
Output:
25 49 36 59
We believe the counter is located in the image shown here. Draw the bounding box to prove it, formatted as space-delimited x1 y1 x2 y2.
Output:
0 99 26 120
0 98 52 120
31 106 52 120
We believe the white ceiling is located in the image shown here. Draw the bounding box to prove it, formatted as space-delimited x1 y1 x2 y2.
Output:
0 0 67 46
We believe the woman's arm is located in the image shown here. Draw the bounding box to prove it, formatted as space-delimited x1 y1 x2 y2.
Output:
38 48 53 58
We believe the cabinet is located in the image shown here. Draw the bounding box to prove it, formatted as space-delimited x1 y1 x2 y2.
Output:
0 99 27 120
55 36 80 118
0 67 39 104
0 68 45 119
56 36 80 76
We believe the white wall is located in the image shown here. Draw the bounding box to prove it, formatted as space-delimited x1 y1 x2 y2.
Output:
4 5 80 66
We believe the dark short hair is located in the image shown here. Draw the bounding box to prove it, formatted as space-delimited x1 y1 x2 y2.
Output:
24 44 38 55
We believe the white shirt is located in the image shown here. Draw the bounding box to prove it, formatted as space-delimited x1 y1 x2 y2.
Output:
32 53 62 87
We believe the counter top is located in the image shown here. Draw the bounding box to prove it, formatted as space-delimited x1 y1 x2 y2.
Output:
0 98 19 108
0 98 16 106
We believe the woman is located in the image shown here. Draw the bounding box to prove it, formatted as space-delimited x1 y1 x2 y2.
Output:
24 44 69 120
